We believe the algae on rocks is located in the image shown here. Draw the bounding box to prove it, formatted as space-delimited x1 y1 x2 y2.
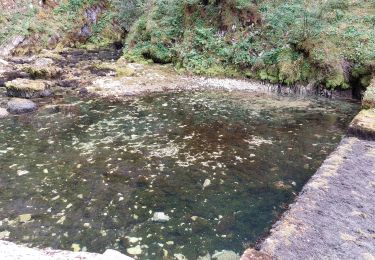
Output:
5 78 52 98
21 58 61 80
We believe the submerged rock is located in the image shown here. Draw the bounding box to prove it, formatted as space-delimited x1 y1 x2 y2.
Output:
192 217 210 233
241 248 272 260
216 214 236 234
152 212 170 222
5 78 52 98
212 250 240 260
126 245 142 255
7 98 37 114
18 214 32 223
203 179 211 189
0 108 9 118
103 249 134 260
174 253 188 260
198 253 211 260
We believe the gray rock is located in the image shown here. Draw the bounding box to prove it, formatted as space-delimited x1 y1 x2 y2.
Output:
0 108 9 118
33 58 54 67
7 98 37 114
0 36 25 57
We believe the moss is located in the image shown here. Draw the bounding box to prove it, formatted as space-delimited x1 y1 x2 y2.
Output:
115 66 136 77
325 72 350 90
348 109 375 140
258 66 279 84
363 79 375 109
5 79 49 98
22 65 61 80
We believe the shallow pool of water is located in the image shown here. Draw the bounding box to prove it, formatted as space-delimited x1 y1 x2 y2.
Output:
0 90 359 259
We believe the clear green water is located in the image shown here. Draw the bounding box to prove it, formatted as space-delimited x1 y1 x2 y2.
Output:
0 90 359 259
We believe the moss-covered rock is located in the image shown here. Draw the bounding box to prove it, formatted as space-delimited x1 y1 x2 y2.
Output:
5 78 52 98
21 58 61 79
363 78 375 109
348 109 375 140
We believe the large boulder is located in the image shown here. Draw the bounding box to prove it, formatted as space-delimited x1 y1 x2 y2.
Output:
21 58 61 79
7 98 37 114
5 78 52 98
0 36 25 57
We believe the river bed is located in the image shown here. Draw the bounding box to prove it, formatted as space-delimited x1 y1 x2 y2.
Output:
0 90 359 259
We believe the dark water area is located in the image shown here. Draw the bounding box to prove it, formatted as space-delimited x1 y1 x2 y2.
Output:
0 90 359 259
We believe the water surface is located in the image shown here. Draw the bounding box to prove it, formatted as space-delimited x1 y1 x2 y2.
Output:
0 90 359 259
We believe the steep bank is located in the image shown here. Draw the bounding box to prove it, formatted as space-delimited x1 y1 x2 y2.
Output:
1 0 374 94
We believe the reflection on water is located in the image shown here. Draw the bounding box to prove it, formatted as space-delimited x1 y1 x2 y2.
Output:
0 90 359 259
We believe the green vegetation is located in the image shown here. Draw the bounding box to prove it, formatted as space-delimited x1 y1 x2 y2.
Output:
119 0 375 88
1 0 375 89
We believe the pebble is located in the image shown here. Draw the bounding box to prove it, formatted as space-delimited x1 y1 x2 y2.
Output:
127 245 142 255
203 179 211 189
18 214 32 223
127 237 141 243
17 170 29 176
71 243 80 252
152 212 170 222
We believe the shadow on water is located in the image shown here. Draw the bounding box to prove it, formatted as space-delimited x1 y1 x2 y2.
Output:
0 90 359 259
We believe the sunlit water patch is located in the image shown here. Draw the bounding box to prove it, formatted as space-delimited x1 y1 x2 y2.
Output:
0 91 359 259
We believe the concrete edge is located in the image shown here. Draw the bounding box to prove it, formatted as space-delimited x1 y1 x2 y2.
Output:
242 82 375 259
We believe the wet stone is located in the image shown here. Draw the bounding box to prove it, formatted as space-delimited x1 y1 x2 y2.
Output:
0 108 9 118
7 98 37 114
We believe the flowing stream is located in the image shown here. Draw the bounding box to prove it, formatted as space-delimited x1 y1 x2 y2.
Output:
0 90 359 259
